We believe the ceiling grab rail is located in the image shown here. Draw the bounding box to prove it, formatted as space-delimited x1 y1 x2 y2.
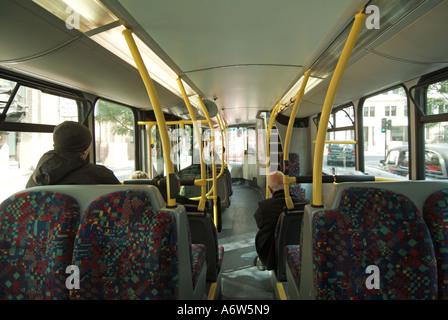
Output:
177 78 207 212
122 27 178 207
312 9 367 207
283 70 311 210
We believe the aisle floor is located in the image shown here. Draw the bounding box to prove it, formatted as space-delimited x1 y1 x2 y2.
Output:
218 181 275 300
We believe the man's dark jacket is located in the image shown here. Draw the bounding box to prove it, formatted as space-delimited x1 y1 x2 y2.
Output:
26 150 120 187
254 189 300 270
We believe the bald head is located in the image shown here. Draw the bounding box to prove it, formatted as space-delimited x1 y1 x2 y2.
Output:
267 171 284 193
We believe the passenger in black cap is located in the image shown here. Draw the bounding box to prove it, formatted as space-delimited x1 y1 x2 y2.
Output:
26 121 120 187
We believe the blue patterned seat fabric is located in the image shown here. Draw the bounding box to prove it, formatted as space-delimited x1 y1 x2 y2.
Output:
211 219 224 274
191 243 206 288
288 153 306 199
70 190 179 300
423 188 448 300
285 245 301 289
313 187 437 299
0 191 80 300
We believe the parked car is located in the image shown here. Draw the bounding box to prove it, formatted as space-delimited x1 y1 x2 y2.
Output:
378 144 448 179
327 143 355 166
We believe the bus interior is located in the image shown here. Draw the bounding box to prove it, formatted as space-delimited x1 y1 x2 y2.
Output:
1 0 448 303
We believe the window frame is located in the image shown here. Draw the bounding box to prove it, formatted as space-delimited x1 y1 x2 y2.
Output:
411 67 448 180
93 97 139 176
357 84 410 176
0 70 91 134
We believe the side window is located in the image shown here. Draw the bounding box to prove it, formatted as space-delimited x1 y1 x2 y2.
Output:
94 99 135 180
423 79 448 180
425 151 443 177
362 86 408 180
323 104 356 174
1 78 80 200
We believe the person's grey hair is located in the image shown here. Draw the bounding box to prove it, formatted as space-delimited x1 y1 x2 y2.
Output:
129 170 149 179
267 171 284 193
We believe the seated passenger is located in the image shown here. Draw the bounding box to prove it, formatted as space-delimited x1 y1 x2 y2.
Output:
254 171 304 270
129 170 149 179
26 121 120 187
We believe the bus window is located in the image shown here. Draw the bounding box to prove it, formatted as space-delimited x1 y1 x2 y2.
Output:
228 127 246 163
94 99 135 180
423 79 448 179
0 78 79 200
149 125 164 177
323 105 356 174
362 86 408 180
247 128 256 157
179 125 193 170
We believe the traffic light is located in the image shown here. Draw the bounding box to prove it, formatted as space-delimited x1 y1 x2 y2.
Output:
381 118 392 132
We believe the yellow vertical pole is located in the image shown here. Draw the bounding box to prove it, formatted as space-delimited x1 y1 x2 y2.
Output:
176 78 206 211
122 28 177 207
312 10 367 207
216 114 225 178
265 102 281 198
197 96 218 228
147 123 155 179
283 70 311 209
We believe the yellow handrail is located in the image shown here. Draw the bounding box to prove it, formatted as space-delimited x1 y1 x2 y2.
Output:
138 120 210 126
264 102 281 198
216 113 226 178
176 78 207 212
122 28 177 207
197 97 219 228
283 70 311 209
312 10 367 207
312 140 357 144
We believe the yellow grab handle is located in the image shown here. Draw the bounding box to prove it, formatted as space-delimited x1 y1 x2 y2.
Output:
312 11 367 207
122 28 177 207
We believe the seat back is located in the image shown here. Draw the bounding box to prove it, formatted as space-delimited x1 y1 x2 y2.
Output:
423 188 448 299
288 153 306 199
274 201 308 281
313 187 437 299
0 191 80 299
188 212 224 282
70 190 178 300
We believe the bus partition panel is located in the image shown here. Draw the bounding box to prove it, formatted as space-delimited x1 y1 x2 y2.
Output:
286 181 448 300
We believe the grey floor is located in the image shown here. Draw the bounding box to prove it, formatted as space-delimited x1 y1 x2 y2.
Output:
218 181 275 300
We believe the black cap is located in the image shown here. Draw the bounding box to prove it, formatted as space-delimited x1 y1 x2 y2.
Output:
53 121 92 152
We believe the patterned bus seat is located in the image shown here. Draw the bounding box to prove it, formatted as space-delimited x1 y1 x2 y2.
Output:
274 202 307 281
423 188 448 299
288 153 306 200
0 191 80 300
188 212 224 282
312 187 437 299
70 190 180 299
285 186 438 299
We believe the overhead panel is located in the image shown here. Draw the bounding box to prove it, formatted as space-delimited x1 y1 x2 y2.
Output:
116 0 357 124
